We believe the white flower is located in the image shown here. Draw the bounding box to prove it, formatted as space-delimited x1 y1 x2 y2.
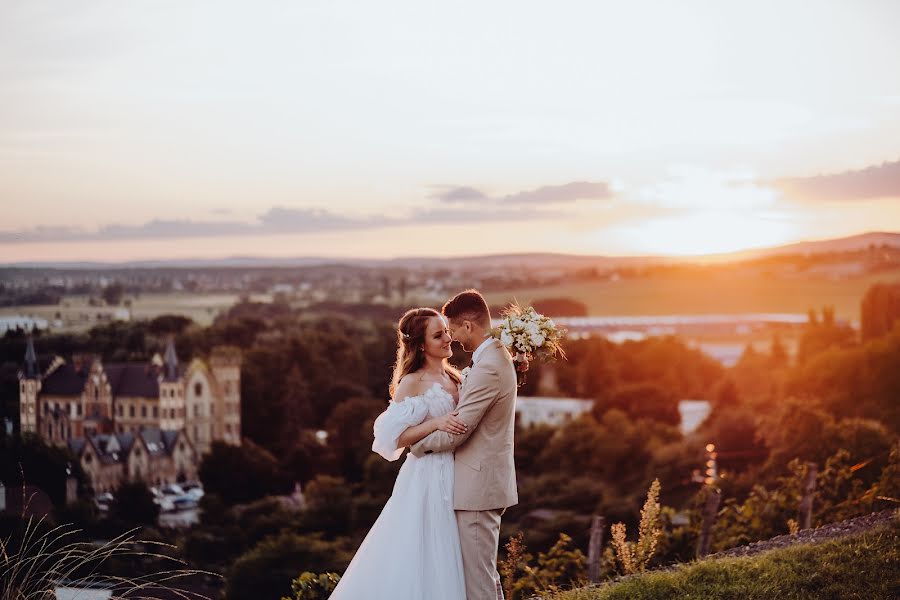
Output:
530 333 545 347
500 330 514 347
525 322 540 336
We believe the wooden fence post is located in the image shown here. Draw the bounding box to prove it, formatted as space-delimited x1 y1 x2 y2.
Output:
798 461 818 531
697 488 721 558
587 515 605 583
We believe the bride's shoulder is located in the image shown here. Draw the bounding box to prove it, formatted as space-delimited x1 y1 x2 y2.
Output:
391 376 430 404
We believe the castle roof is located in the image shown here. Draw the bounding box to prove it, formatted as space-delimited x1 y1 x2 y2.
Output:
24 335 38 379
105 363 161 398
69 427 189 465
163 338 179 382
41 363 89 396
40 361 164 398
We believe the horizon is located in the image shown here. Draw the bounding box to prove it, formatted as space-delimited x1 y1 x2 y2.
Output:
2 229 898 268
2 1 900 262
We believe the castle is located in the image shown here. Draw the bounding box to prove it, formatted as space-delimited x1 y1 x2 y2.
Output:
18 337 242 492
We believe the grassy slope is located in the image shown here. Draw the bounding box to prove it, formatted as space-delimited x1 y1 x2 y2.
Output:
553 519 900 600
485 268 900 321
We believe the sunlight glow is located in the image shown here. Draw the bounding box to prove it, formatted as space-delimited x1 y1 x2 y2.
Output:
607 210 798 256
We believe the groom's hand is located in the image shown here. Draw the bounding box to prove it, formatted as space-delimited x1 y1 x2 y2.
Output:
409 364 500 455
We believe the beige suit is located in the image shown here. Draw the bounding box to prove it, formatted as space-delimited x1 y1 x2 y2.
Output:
410 338 518 599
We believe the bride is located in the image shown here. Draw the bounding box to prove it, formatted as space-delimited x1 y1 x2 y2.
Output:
328 307 469 599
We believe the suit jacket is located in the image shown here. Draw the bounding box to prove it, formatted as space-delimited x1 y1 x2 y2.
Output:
409 338 519 511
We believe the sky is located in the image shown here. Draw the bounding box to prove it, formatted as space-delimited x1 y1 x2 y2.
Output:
2 0 900 262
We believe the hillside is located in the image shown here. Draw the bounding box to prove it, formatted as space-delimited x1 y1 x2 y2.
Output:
552 511 899 600
4 231 898 270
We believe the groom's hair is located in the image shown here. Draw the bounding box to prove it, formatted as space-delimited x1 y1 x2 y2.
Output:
442 289 491 328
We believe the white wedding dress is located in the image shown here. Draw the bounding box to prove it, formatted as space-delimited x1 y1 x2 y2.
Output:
329 382 466 600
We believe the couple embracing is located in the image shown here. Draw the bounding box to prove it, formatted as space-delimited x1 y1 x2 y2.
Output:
330 289 518 600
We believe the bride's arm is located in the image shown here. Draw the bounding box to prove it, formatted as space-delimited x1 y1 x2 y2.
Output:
397 419 439 448
392 379 467 449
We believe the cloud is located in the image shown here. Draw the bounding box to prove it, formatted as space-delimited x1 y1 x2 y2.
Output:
504 181 614 204
0 204 552 244
432 181 613 205
256 207 393 232
430 186 488 204
775 160 900 201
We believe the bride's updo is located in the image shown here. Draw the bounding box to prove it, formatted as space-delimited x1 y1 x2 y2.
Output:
389 307 460 397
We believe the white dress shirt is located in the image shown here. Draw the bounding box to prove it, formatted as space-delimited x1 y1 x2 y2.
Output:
471 336 494 364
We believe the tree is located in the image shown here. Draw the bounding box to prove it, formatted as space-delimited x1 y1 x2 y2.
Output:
325 396 386 481
531 298 588 317
199 439 290 505
757 398 836 468
101 282 125 306
594 383 680 426
770 333 789 368
112 481 159 526
695 406 767 473
302 475 355 537
797 306 856 364
283 430 337 484
148 314 193 335
225 532 351 600
788 327 900 433
0 434 86 507
278 367 315 451
861 283 900 341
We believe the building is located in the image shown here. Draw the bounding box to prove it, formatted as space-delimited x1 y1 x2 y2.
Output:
515 396 593 428
68 428 198 493
18 336 241 490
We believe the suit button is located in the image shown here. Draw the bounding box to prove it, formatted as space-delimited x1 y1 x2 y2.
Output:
425 450 433 454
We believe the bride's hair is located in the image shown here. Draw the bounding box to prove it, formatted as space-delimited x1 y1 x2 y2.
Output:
389 307 461 398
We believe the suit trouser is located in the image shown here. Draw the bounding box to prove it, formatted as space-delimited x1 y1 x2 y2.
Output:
456 508 504 600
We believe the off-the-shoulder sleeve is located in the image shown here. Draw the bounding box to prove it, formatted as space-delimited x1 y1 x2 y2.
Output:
372 396 430 461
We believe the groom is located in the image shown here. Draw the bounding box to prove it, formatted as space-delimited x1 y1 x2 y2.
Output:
410 289 518 600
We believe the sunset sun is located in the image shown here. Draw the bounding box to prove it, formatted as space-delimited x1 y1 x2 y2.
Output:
626 211 799 256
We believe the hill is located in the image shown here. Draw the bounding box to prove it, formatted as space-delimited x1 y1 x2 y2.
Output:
4 231 899 270
552 511 899 600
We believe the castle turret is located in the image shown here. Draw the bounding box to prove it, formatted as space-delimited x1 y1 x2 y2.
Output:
164 338 179 381
159 338 185 431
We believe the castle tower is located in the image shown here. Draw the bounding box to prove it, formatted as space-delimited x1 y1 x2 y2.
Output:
158 338 185 431
209 346 242 445
18 335 41 434
81 357 113 436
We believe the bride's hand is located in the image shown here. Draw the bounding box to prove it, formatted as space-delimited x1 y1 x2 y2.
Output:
432 411 467 435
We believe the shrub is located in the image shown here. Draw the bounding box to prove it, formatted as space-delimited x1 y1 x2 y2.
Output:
610 479 662 575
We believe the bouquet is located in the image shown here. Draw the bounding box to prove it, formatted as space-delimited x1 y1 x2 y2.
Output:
494 303 566 386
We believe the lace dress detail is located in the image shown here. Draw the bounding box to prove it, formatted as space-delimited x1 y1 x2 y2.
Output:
328 383 465 600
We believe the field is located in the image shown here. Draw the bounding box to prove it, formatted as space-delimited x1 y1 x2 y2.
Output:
4 292 273 330
484 268 900 322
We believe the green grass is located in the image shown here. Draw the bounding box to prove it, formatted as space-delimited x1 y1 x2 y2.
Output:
486 268 900 321
551 519 900 600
